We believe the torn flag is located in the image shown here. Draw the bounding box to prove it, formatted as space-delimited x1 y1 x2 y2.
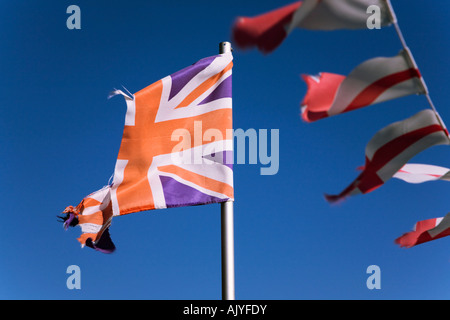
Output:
393 163 450 184
325 109 450 203
62 52 234 252
232 0 393 53
301 50 425 122
59 186 116 253
395 213 450 248
110 52 234 216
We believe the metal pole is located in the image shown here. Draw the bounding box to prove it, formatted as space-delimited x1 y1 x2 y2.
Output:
219 41 235 300
221 200 235 300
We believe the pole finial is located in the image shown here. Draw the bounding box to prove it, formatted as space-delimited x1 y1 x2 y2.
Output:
219 42 232 54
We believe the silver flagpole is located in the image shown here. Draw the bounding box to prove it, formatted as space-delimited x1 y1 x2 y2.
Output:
219 41 235 300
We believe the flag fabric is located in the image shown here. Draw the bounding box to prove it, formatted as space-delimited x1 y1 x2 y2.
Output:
232 1 302 54
288 0 393 31
61 52 234 252
395 213 450 248
59 186 116 253
110 52 234 217
301 50 425 122
393 163 450 184
232 0 393 53
325 109 450 203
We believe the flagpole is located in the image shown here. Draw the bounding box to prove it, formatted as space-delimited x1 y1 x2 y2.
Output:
219 41 235 300
221 200 235 300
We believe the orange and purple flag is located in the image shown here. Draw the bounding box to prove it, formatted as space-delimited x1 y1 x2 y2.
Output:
61 52 234 252
59 186 115 253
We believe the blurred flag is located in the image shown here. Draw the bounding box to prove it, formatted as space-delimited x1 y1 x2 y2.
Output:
301 50 425 122
395 213 450 248
325 109 450 203
232 0 394 53
232 1 302 53
59 186 116 253
62 52 234 252
393 163 450 184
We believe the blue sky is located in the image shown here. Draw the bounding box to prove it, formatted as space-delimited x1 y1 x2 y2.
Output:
1 0 450 300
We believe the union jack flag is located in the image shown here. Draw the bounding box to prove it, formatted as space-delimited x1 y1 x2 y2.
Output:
111 52 234 216
62 52 234 251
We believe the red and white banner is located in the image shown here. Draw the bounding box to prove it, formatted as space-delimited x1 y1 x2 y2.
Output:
395 213 450 248
325 109 450 203
289 0 393 31
232 1 302 53
301 50 425 122
232 0 394 53
393 163 450 184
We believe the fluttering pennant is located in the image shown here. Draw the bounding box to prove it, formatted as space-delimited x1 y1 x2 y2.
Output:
395 213 450 248
393 163 450 184
232 1 302 54
232 0 393 53
325 109 450 203
60 52 234 252
235 0 450 250
301 50 425 122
